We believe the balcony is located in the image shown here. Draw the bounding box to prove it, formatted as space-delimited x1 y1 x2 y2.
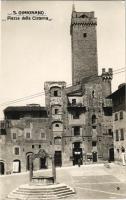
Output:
67 102 86 111
103 99 112 107
71 136 83 143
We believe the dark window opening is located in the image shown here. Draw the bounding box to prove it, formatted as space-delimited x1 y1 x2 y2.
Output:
32 145 34 149
55 124 59 127
54 90 58 97
121 147 125 152
115 113 118 121
26 132 30 139
13 133 16 139
92 115 96 124
115 130 119 141
83 33 87 37
120 129 124 140
120 111 123 120
14 147 19 155
74 142 80 148
92 90 95 98
39 145 41 148
92 141 96 146
74 126 80 136
55 109 58 114
72 99 76 105
103 108 112 116
108 129 113 138
73 111 80 119
0 162 5 175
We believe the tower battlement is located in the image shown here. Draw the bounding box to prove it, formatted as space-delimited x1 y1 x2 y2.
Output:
101 68 113 80
71 11 97 33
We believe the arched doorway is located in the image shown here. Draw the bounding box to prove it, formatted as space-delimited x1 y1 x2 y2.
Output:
109 148 114 161
13 160 21 173
73 142 82 165
0 161 5 175
26 153 33 171
92 152 97 162
54 151 62 167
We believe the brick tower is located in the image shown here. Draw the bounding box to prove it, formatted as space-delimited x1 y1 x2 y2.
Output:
70 7 98 85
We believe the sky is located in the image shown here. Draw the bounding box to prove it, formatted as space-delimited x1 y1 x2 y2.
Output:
0 0 125 119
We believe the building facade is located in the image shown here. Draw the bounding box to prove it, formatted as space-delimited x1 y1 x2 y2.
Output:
107 84 126 164
0 105 51 174
0 9 114 174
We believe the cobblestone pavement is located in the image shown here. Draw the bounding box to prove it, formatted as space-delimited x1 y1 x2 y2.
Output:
0 163 126 200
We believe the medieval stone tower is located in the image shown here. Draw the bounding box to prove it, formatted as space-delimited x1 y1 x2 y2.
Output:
70 8 98 85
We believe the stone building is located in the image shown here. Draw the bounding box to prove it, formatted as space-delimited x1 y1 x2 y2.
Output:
0 105 50 174
0 8 114 174
107 84 126 164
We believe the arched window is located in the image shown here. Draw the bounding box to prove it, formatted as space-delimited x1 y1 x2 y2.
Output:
26 152 33 171
55 124 59 127
52 122 63 131
50 86 61 97
13 160 21 173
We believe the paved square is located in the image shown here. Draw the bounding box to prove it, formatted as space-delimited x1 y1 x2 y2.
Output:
0 163 126 199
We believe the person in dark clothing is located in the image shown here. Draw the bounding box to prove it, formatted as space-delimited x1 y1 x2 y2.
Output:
78 158 81 167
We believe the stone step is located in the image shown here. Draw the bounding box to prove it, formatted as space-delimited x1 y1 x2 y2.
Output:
6 198 55 200
12 189 74 196
17 188 67 192
6 183 75 200
14 187 71 194
19 185 68 190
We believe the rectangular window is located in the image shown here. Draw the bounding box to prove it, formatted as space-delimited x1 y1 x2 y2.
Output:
13 133 16 139
120 129 124 140
39 145 41 148
120 111 123 120
72 99 76 105
14 147 19 155
115 130 119 141
73 111 80 119
55 109 58 114
74 126 80 136
108 129 113 138
115 113 118 121
92 141 96 146
32 145 34 149
26 132 30 139
54 90 58 97
83 33 87 37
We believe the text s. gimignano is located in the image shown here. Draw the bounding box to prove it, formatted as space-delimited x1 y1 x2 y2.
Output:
7 10 48 20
